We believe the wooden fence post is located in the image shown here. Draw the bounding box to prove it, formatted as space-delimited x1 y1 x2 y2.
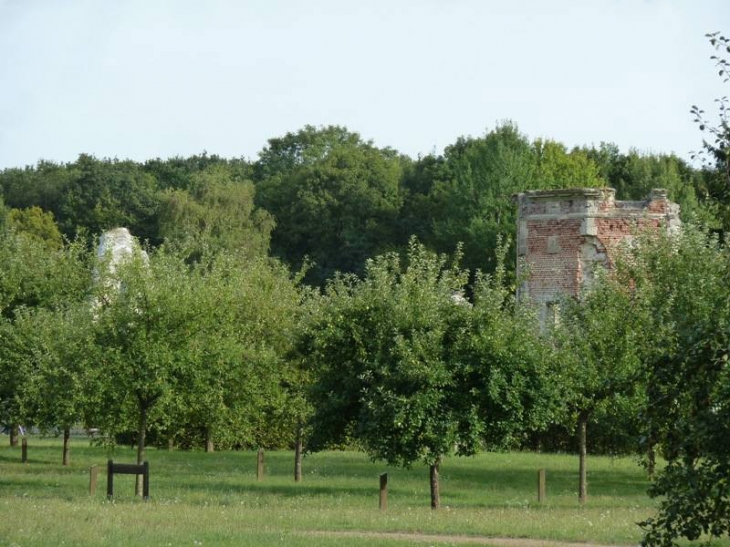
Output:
107 459 114 499
21 437 27 463
537 469 546 503
89 465 99 496
257 449 264 482
142 461 150 500
379 473 388 510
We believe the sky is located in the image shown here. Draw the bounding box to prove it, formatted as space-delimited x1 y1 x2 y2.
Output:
1 0 729 170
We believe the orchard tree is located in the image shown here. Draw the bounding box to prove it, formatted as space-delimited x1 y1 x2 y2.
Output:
551 270 653 503
457 251 560 452
165 253 303 452
607 226 730 547
690 32 730 236
304 239 554 507
0 232 90 446
304 240 473 508
90 247 210 494
691 32 730 183
19 304 95 465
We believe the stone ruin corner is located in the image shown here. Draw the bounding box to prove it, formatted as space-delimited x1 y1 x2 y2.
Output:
513 187 680 323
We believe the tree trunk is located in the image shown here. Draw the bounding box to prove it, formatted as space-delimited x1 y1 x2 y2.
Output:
136 408 147 497
294 424 303 482
9 424 18 447
430 460 441 509
646 428 656 478
205 428 214 453
578 412 588 504
62 427 71 466
647 443 656 478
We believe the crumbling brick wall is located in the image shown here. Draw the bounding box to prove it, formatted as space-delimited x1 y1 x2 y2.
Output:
514 188 680 322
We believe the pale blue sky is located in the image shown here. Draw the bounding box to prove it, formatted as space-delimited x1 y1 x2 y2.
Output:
1 0 728 169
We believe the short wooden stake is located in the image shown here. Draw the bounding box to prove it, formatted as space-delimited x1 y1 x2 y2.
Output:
537 469 546 503
142 461 150 499
107 459 114 499
379 473 388 510
257 449 264 482
89 465 99 495
21 437 27 463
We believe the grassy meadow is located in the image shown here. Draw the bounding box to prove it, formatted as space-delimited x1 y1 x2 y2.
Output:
0 435 671 546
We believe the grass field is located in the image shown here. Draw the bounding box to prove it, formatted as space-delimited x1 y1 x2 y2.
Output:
0 435 676 546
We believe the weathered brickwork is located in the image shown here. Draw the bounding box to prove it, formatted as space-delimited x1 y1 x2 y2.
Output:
514 188 680 321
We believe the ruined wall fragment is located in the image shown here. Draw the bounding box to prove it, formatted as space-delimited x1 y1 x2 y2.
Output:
514 187 680 322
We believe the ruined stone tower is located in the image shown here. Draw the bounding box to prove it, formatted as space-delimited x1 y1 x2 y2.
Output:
514 188 680 321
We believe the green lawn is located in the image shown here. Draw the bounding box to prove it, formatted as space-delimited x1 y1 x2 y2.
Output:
0 435 668 546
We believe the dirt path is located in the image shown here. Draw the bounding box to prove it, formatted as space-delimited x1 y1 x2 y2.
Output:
301 530 633 546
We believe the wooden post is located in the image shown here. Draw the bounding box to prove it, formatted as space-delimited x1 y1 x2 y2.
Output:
537 469 546 503
89 465 99 496
578 413 588 505
257 449 264 482
62 428 71 466
142 461 150 500
107 459 114 499
379 473 388 510
21 437 27 463
294 425 303 483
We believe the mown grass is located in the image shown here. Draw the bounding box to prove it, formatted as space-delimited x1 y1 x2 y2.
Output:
0 435 679 546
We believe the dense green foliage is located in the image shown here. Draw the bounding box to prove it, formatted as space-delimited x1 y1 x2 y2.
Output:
302 240 558 507
0 232 91 443
606 227 730 547
2 122 723 284
253 125 406 286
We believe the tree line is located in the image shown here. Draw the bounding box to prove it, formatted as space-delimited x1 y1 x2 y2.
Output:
1 121 727 286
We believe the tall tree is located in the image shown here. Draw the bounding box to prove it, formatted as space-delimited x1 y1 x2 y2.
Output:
429 123 605 276
158 165 274 261
59 154 160 242
582 143 709 226
254 125 404 285
0 160 74 220
5 206 63 248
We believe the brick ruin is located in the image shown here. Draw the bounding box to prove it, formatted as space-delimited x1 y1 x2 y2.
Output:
514 187 680 322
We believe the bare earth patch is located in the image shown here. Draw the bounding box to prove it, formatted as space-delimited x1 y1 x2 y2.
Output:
301 530 632 546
